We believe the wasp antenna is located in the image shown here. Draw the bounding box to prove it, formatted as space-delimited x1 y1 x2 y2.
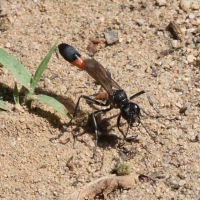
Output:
137 117 156 141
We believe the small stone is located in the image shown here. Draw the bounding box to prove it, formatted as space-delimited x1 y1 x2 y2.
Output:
7 16 14 23
53 191 58 196
187 54 195 63
136 19 145 26
179 105 188 114
104 31 118 44
118 38 124 43
43 78 50 87
14 104 23 112
171 40 178 48
119 25 123 30
33 42 39 50
180 0 191 12
196 38 200 43
179 180 186 186
11 5 16 9
99 17 105 23
190 1 199 10
77 160 84 167
5 42 11 48
175 102 182 108
1 68 9 74
126 38 132 43
190 20 199 26
197 26 200 33
156 0 166 6
169 61 175 67
188 13 195 19
19 118 25 123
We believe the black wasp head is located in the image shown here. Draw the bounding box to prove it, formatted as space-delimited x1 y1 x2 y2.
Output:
58 43 81 62
121 103 140 125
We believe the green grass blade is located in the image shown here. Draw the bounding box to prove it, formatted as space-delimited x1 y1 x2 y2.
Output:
29 94 69 118
30 39 59 94
0 100 7 111
13 82 20 104
0 49 31 90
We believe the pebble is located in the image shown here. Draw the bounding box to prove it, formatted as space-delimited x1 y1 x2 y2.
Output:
5 42 11 48
197 26 200 32
98 17 105 23
169 61 175 67
156 0 166 6
179 105 188 114
33 42 39 50
190 1 200 10
126 38 132 43
179 180 186 186
187 54 195 63
175 102 182 108
180 0 191 12
14 104 23 112
19 118 25 123
118 38 123 43
104 31 118 44
196 38 200 43
77 160 84 167
43 79 50 87
136 19 145 26
7 16 14 23
171 40 178 48
188 13 195 19
11 5 16 9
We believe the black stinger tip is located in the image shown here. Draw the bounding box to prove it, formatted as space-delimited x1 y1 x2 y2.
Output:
58 43 81 62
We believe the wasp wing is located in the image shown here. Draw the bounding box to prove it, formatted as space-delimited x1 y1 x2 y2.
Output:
83 58 121 95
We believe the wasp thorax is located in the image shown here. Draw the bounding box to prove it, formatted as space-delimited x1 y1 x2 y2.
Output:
111 90 129 108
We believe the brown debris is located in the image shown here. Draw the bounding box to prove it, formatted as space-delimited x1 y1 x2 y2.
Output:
166 21 184 41
69 174 137 200
66 156 74 170
86 39 102 54
59 137 70 144
158 49 174 58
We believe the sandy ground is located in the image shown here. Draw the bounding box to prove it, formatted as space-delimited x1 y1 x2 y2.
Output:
0 0 200 199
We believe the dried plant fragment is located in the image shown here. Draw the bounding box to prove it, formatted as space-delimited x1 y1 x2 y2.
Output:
167 21 183 41
69 174 137 200
87 39 102 54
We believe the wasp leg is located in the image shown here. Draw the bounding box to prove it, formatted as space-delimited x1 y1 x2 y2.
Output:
91 107 112 158
130 90 174 120
117 113 125 138
50 95 109 141
117 113 138 142
137 117 156 141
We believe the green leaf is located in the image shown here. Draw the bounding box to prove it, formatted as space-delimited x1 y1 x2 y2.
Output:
29 39 59 94
29 94 69 118
0 100 7 111
0 49 31 90
13 82 20 104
